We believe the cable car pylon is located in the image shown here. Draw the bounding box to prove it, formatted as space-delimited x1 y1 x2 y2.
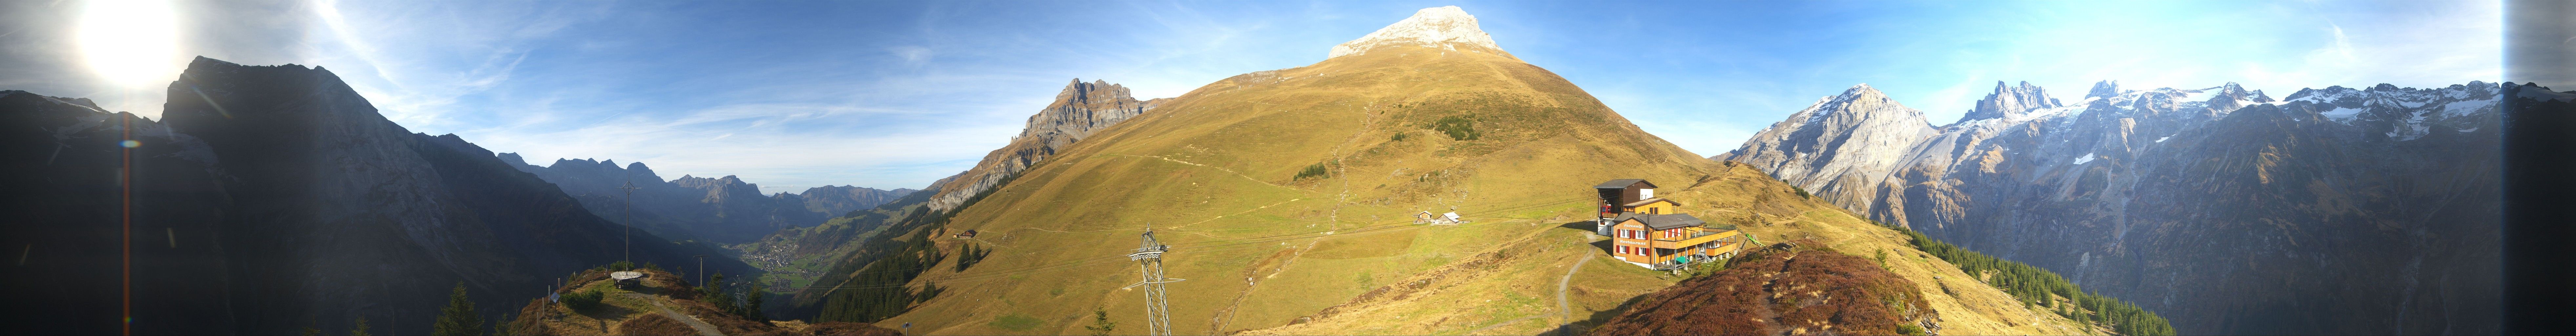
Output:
1121 222 1183 336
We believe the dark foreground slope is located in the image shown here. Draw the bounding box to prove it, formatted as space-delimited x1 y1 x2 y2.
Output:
0 57 752 335
1589 242 1935 336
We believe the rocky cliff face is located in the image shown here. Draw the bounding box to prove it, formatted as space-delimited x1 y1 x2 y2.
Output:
499 156 912 243
1722 79 2520 334
1715 84 1937 211
1959 81 2064 123
921 78 1163 212
0 57 752 335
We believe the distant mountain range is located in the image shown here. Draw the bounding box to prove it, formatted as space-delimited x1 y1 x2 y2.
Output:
496 154 913 244
0 57 754 335
1721 79 2570 334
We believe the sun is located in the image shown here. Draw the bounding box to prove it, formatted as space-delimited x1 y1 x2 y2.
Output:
76 0 181 88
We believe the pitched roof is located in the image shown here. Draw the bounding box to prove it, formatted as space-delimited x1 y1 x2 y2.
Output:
1616 213 1707 230
1623 198 1681 207
1595 179 1657 189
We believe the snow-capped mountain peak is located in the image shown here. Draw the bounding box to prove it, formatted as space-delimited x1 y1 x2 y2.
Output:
1328 6 1507 59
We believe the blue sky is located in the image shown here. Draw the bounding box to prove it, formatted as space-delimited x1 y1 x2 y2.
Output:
1 1 2500 192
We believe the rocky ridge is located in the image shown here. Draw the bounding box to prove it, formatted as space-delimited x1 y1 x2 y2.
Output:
1718 84 1938 211
921 78 1165 212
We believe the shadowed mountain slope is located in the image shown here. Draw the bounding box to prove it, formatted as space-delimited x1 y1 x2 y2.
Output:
0 57 752 335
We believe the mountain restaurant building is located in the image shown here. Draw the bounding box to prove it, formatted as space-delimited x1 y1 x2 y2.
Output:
1595 179 1677 235
1593 179 1749 269
1606 214 1746 268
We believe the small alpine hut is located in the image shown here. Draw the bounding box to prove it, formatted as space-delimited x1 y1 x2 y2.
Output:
609 271 646 289
954 229 979 239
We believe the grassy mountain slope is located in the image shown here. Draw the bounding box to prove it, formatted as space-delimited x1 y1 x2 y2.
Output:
813 45 2089 335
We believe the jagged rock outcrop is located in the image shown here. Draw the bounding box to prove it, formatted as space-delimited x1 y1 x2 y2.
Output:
1959 81 2064 123
1722 79 2517 334
1715 84 1937 211
1326 6 1510 59
921 78 1164 212
499 156 912 243
0 57 751 335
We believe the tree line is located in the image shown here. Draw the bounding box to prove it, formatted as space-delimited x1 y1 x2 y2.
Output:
1896 226 2177 336
811 196 965 323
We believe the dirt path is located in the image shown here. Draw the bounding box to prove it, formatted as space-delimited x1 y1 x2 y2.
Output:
1464 243 1597 335
622 293 725 336
1556 253 1592 327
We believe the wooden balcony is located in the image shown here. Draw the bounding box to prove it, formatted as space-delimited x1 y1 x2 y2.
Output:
1652 229 1739 249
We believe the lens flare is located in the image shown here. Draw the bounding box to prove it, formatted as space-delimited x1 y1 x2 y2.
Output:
76 0 181 88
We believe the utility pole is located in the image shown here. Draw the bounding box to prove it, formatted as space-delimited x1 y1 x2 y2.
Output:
695 255 709 287
619 180 643 263
1121 223 1184 336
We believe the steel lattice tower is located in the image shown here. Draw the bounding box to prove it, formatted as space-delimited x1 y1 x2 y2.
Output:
1123 224 1183 336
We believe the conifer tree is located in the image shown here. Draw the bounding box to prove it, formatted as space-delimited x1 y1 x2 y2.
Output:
350 317 373 336
1083 307 1116 336
434 282 484 336
743 287 768 321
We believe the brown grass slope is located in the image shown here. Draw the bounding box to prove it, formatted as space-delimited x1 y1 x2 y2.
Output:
1587 241 1932 336
857 45 2086 335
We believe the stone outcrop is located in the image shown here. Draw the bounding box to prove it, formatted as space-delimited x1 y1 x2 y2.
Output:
922 79 1163 212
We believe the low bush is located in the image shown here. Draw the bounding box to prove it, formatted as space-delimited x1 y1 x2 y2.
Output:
1294 162 1330 180
561 287 606 311
1432 115 1480 140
